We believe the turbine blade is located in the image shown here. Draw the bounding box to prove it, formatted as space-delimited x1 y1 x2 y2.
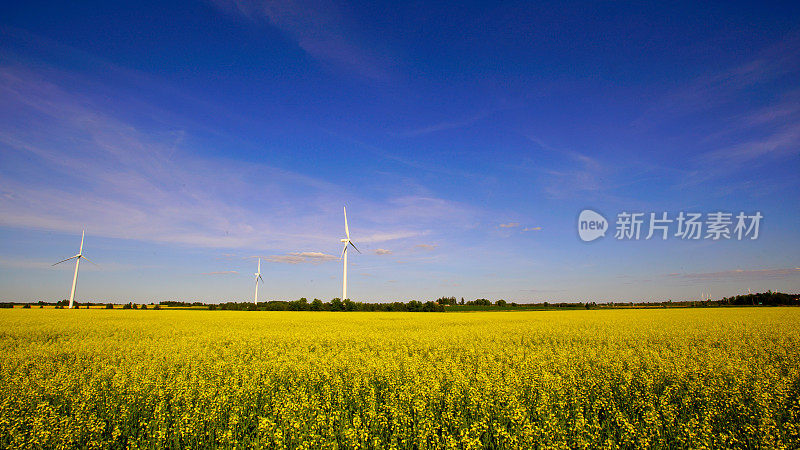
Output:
349 241 361 254
344 206 350 239
53 255 79 266
340 243 348 260
81 256 99 267
258 274 264 283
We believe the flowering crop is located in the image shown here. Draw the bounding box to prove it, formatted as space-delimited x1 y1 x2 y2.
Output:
1 308 798 448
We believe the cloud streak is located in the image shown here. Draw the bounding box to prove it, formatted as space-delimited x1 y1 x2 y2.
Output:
267 251 338 264
211 0 392 80
0 64 448 254
414 244 437 251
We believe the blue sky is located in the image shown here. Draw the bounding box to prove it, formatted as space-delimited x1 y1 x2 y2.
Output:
1 0 798 303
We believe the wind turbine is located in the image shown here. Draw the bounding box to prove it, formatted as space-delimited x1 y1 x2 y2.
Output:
253 257 264 305
340 206 360 301
52 230 97 309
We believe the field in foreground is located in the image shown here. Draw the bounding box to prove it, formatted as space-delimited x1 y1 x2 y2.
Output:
1 309 799 449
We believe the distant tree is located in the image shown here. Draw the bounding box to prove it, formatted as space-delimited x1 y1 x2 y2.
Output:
289 298 309 311
385 302 407 312
407 300 423 312
22 304 31 309
310 298 323 311
473 298 491 306
460 297 465 305
153 304 161 310
423 301 444 312
105 303 114 309
436 296 457 305
330 298 343 311
208 304 217 310
141 304 148 310
343 299 356 311
495 299 507 307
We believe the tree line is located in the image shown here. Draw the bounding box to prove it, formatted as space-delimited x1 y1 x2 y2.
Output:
3 292 797 310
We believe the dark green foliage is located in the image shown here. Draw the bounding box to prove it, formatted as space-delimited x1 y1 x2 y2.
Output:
468 298 492 306
422 301 444 312
30 291 799 313
436 296 457 305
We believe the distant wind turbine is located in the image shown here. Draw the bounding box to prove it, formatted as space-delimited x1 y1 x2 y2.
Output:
52 230 97 309
254 257 264 305
340 206 361 301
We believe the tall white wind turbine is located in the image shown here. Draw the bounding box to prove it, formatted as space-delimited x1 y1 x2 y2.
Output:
254 257 264 304
340 206 361 301
52 230 97 309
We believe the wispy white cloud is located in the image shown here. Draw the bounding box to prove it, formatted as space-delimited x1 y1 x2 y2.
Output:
374 248 392 255
359 231 424 244
636 33 800 125
522 226 542 232
210 0 392 80
0 65 332 248
394 109 498 138
0 64 436 252
499 222 519 228
631 33 800 186
684 117 800 186
525 136 608 199
267 251 337 264
414 244 437 251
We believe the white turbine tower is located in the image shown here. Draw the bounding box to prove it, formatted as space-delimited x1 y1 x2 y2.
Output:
340 206 361 301
52 230 97 309
254 257 264 305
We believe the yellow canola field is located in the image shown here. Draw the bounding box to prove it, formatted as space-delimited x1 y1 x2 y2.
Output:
1 308 799 449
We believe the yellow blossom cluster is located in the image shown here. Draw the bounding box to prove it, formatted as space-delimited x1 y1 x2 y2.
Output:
1 308 798 448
